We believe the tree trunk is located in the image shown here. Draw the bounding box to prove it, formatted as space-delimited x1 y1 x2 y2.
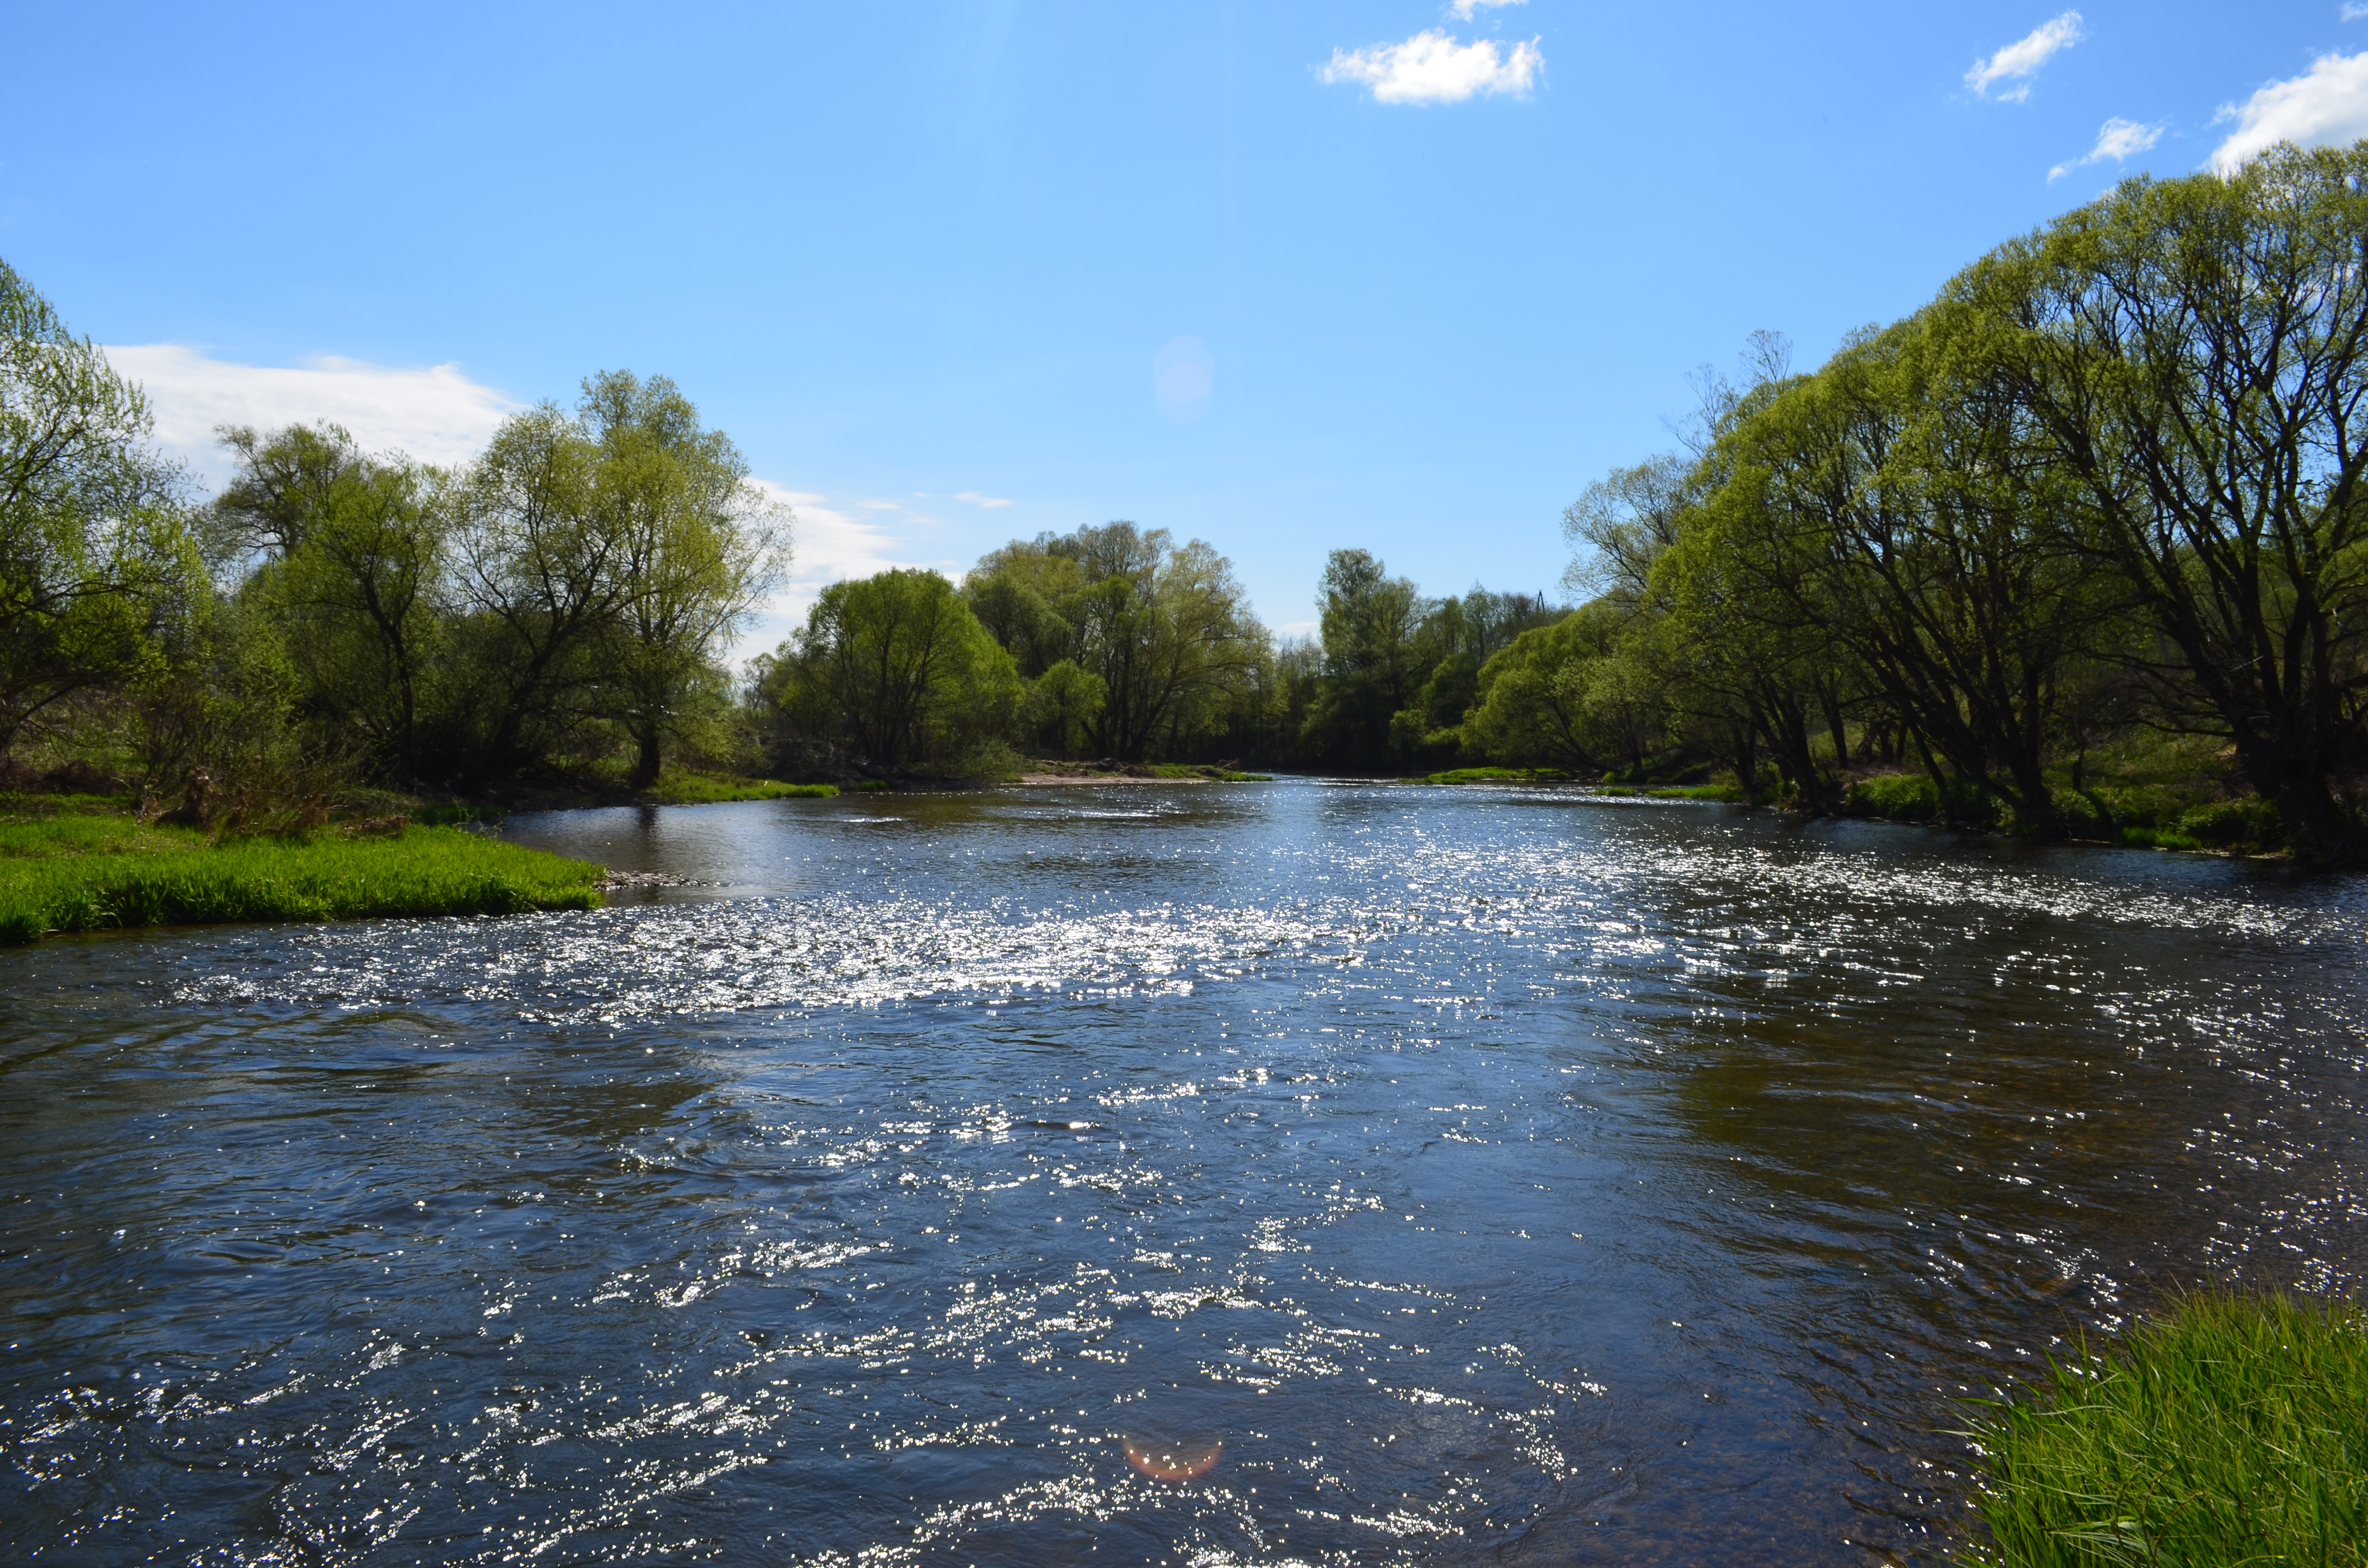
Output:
630 722 663 789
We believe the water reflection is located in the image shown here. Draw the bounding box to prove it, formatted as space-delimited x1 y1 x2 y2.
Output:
0 781 2359 1564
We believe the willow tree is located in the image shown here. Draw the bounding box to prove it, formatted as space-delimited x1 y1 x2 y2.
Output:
0 258 194 758
1967 142 2368 856
212 423 448 776
969 523 1261 760
1303 548 1424 768
579 371 785 787
1712 317 2109 835
451 374 783 784
761 567 1019 768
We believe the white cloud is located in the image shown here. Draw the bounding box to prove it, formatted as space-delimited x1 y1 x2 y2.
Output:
1321 30 1542 105
2209 50 2368 173
1447 0 1524 19
2346 3 2368 20
950 490 1014 508
101 343 523 484
2048 115 2165 180
1966 12 2084 102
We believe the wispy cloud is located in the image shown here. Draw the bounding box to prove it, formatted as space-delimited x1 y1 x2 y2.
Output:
1321 30 1542 105
1966 12 2084 101
100 344 523 484
1447 0 1525 19
2048 116 2164 180
2346 3 2368 20
951 490 1014 508
2210 50 2368 173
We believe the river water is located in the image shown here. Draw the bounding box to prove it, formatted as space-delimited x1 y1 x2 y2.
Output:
2 780 2362 1565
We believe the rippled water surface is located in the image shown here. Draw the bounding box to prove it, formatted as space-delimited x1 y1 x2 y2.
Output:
4 780 2365 1564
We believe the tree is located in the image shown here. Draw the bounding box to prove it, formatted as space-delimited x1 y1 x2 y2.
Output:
448 404 613 778
1562 453 1695 606
0 257 195 757
1302 548 1423 768
1023 658 1106 754
762 568 1019 769
1707 318 2109 834
972 524 1261 760
577 371 786 787
1457 602 1656 773
211 423 448 777
446 375 783 785
1969 143 2368 855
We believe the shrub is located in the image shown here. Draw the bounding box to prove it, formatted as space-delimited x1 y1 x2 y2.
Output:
1849 772 1941 821
2174 798 2280 849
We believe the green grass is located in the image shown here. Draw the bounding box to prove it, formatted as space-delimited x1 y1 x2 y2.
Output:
0 821 604 945
1424 766 1571 785
1147 762 1270 782
1961 1292 2368 1566
640 768 836 804
1642 783 1745 801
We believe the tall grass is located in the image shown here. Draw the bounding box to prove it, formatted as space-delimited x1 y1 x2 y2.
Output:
1962 1292 2368 1566
0 824 603 945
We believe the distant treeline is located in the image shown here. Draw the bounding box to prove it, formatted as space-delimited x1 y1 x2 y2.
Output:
747 528 1563 779
5 140 2364 852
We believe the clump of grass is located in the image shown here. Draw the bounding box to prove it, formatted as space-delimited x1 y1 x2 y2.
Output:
1961 1291 2368 1566
642 768 837 804
1148 762 1268 781
1425 766 1569 785
1849 771 1943 820
1644 783 1745 802
0 825 603 946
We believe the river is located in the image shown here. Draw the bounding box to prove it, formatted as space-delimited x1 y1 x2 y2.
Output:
2 779 2361 1564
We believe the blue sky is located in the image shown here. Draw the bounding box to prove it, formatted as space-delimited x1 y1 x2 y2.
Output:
5 2 2364 649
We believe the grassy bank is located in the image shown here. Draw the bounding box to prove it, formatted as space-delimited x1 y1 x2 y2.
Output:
480 764 838 809
0 809 604 946
639 769 837 804
1961 1292 2368 1565
1423 766 1572 785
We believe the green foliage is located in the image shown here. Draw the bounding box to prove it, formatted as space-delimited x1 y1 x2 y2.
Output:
1848 772 1941 821
1423 766 1570 784
1456 602 1661 773
1957 144 2368 856
1023 658 1107 755
1146 762 1264 781
941 736 1026 782
965 523 1265 762
0 256 201 757
1961 1292 2368 1567
638 768 836 803
756 567 1021 771
0 823 602 945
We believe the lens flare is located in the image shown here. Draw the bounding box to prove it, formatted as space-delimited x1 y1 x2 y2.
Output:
1121 1433 1222 1482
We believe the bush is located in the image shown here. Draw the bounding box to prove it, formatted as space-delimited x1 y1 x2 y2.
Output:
1849 772 1941 821
2175 797 2280 849
1961 1291 2368 1566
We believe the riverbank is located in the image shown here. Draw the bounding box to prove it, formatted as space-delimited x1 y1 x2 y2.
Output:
1016 760 1270 785
0 803 603 946
463 766 837 811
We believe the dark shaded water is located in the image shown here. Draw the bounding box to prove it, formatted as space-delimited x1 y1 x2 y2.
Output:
3 780 2363 1564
